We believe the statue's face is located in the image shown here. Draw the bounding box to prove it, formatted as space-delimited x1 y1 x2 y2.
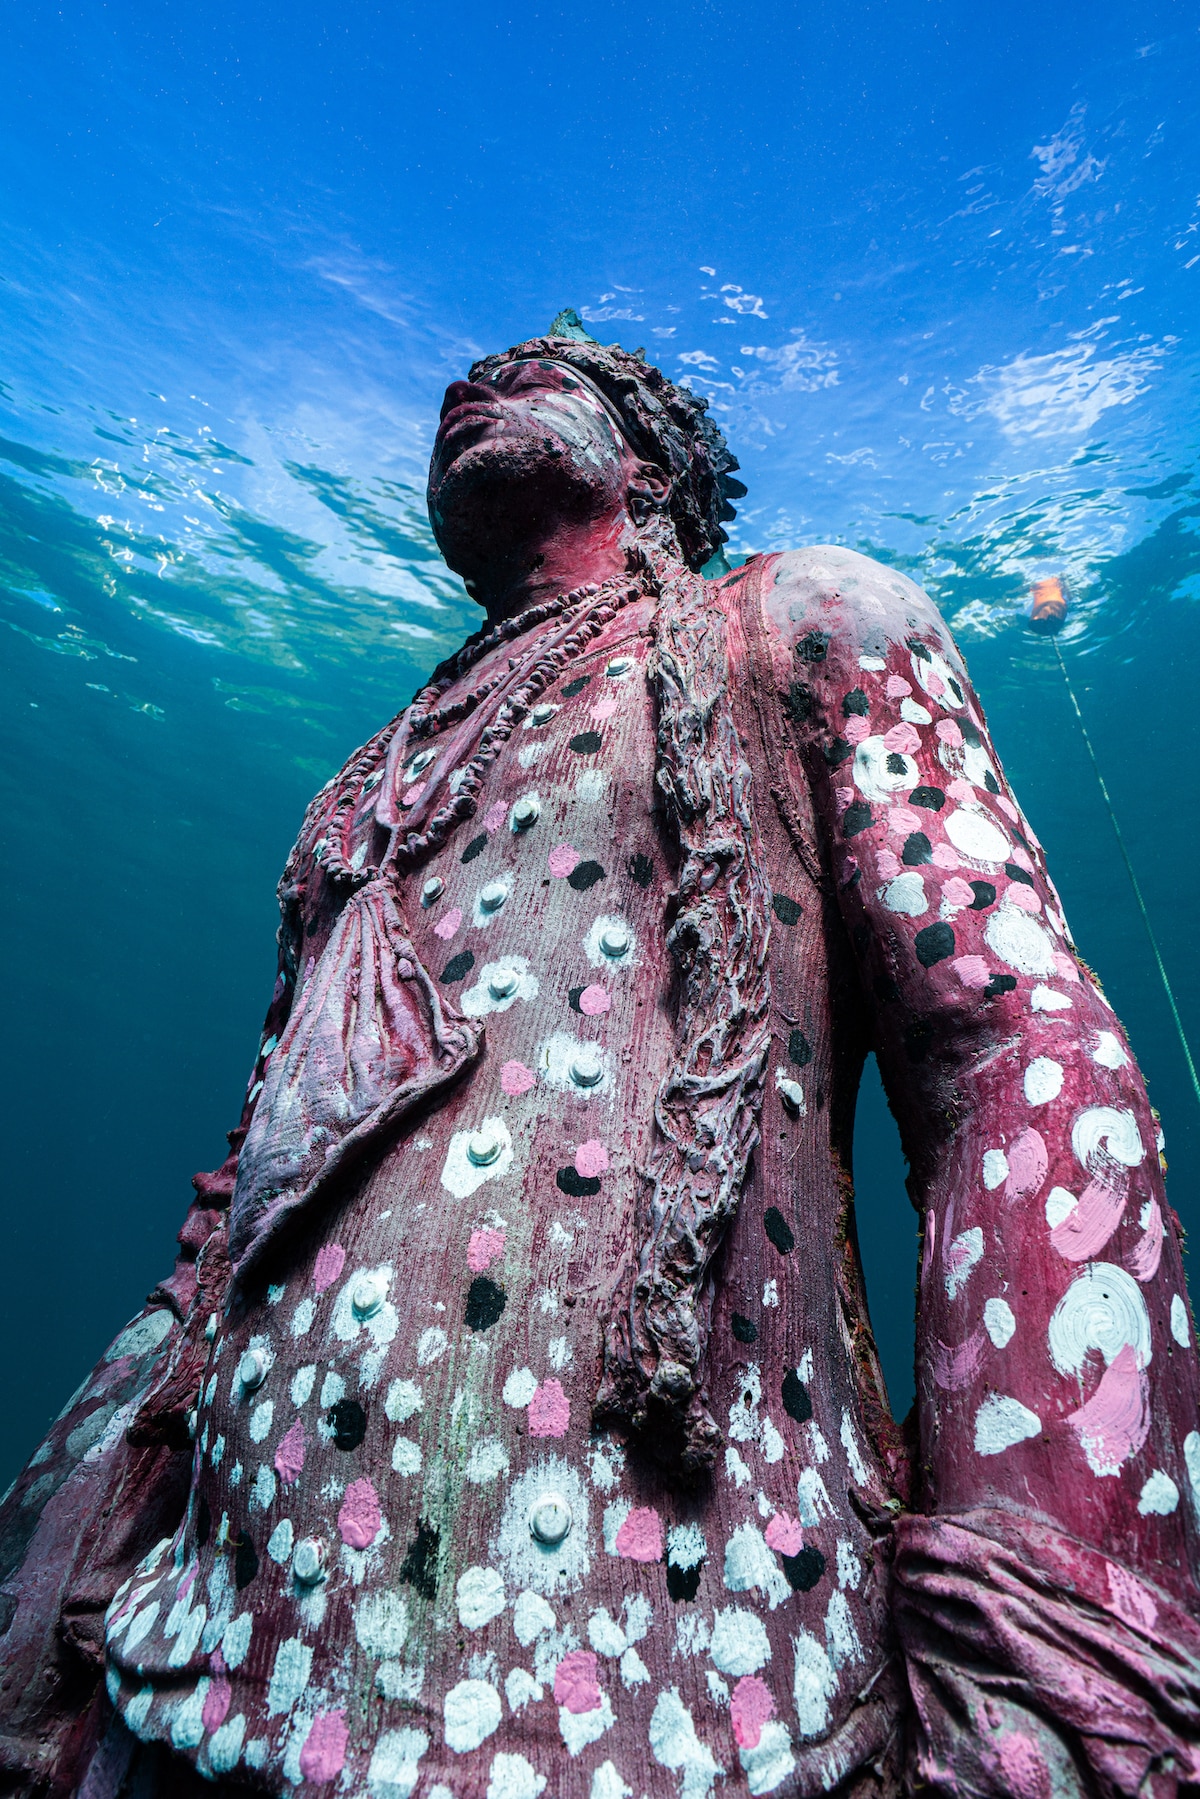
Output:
427 358 645 579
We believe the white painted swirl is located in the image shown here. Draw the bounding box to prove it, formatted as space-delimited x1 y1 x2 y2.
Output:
1070 1106 1145 1174
1047 1262 1152 1377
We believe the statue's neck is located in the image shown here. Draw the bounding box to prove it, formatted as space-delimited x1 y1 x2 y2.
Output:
472 513 685 626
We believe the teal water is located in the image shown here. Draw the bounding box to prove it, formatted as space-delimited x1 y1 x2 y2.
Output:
2 0 1199 1482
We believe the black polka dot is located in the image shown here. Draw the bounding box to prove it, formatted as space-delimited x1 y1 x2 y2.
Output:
556 1165 600 1197
440 950 475 983
886 752 909 775
328 1398 367 1451
915 922 955 967
1004 862 1034 887
399 1521 439 1600
910 785 945 810
782 1546 826 1591
781 1369 813 1423
763 1207 795 1255
786 682 814 724
984 769 1001 795
947 675 964 704
842 688 869 717
772 894 802 926
959 718 982 747
234 1531 259 1590
567 859 605 891
843 802 873 838
902 832 932 866
731 1312 758 1344
906 638 932 662
986 973 1018 999
968 881 996 910
666 1560 703 1602
562 675 591 697
569 730 602 754
628 853 654 889
569 986 586 1012
796 631 829 663
461 833 487 863
825 738 853 768
788 1028 813 1067
465 1276 506 1331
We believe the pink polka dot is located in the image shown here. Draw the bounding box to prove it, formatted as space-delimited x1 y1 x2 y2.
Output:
843 715 871 744
887 806 922 837
313 1243 346 1294
468 1227 506 1272
484 800 508 833
274 1418 306 1485
554 1650 602 1714
886 675 912 700
931 842 960 870
1006 1127 1048 1200
936 718 964 747
834 786 855 811
433 906 463 941
953 955 991 990
575 1140 609 1178
338 1478 381 1549
876 849 902 880
615 1506 663 1562
730 1675 776 1750
501 1059 536 1095
995 794 1019 822
548 844 580 878
401 781 426 809
926 670 946 697
1053 952 1081 983
528 1379 570 1437
299 1711 348 1783
579 984 611 1016
1007 884 1041 913
1009 844 1035 873
883 722 921 755
946 778 975 802
942 876 976 908
590 695 618 721
202 1675 232 1734
764 1512 804 1555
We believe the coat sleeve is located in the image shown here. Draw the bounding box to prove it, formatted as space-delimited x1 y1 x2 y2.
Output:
758 544 1200 1796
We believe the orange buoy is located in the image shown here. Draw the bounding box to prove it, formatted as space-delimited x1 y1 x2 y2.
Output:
1030 576 1067 633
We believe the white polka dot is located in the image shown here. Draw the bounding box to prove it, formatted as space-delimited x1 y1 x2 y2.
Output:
1171 1294 1191 1347
982 1149 1009 1190
983 1298 1016 1347
944 807 1009 864
883 872 928 916
444 1679 502 1754
1023 1057 1063 1106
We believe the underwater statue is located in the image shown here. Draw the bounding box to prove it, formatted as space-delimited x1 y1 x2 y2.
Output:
2 320 1199 1799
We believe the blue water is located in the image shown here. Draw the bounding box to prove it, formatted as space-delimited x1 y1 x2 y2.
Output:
2 0 1199 1483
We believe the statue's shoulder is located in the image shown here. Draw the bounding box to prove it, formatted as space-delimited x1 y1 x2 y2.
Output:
714 544 954 665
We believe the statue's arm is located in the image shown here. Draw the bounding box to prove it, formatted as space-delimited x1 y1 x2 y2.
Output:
757 545 1200 1793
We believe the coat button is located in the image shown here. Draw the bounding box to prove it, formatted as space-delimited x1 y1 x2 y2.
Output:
528 1493 573 1545
512 795 540 830
352 1272 387 1317
406 749 436 777
489 968 520 1000
479 880 507 912
292 1537 328 1586
570 1049 604 1088
422 876 445 904
600 922 630 958
467 1126 503 1166
238 1348 268 1391
605 657 632 677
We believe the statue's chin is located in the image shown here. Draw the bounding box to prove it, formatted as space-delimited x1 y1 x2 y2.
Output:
429 436 616 577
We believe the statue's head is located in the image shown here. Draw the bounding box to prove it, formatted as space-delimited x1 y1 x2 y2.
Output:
427 312 745 590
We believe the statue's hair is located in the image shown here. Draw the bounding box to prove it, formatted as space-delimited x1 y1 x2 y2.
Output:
468 335 743 571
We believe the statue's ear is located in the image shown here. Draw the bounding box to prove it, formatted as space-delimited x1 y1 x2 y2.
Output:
627 460 672 516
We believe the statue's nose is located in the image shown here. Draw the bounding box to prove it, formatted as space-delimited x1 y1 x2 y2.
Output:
439 380 492 422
